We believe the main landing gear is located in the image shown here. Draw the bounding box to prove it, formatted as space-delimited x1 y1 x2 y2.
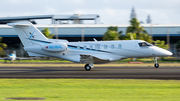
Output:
154 57 159 68
84 64 91 71
84 63 94 71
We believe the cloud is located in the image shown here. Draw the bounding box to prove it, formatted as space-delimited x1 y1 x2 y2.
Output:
45 7 57 14
7 0 32 4
0 0 180 24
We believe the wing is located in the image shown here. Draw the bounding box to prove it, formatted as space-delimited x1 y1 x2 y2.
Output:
80 54 110 64
0 58 9 60
80 54 127 64
16 57 33 60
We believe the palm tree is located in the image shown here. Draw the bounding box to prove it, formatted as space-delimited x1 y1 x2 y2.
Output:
126 18 147 38
103 30 119 41
139 33 152 43
126 18 153 43
103 26 122 41
125 33 136 40
0 37 7 57
42 28 54 39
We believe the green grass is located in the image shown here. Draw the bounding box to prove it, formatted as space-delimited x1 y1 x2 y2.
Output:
0 79 180 101
0 59 72 63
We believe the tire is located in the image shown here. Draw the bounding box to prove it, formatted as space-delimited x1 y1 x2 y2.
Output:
154 63 159 68
84 64 91 71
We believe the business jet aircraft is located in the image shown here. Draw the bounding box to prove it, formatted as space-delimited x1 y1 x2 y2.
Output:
7 22 172 71
0 51 32 62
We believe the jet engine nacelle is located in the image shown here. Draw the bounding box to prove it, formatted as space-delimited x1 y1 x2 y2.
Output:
41 42 67 52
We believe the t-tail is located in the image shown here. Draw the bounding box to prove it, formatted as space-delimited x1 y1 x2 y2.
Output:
8 22 68 57
8 22 48 47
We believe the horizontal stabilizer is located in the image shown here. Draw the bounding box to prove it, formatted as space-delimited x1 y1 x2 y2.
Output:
8 23 31 27
0 58 7 60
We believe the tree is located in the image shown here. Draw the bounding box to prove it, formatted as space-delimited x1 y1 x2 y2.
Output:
124 33 137 40
0 37 7 57
108 26 118 32
153 40 169 50
126 18 153 43
103 26 122 41
139 33 152 43
41 28 54 39
103 30 119 41
126 18 147 38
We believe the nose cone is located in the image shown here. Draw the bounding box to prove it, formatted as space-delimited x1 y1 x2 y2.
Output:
153 47 173 56
163 50 173 56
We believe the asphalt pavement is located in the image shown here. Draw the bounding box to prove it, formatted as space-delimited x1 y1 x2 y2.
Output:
0 66 180 79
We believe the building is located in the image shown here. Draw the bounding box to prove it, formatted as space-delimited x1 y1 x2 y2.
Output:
0 24 180 56
0 14 100 24
0 14 179 56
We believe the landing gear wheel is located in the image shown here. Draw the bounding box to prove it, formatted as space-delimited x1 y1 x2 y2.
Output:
84 64 91 71
154 63 159 68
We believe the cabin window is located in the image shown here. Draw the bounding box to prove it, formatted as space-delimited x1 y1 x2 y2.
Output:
95 44 100 50
83 45 87 49
118 44 122 49
77 46 80 50
138 42 152 47
111 44 115 49
89 45 93 50
104 45 107 49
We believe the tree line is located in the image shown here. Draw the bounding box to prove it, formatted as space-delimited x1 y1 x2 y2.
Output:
103 18 169 50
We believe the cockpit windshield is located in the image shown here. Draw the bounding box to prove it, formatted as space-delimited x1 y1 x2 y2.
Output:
138 42 152 47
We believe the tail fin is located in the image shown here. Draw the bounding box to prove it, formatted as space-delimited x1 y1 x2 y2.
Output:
8 22 48 47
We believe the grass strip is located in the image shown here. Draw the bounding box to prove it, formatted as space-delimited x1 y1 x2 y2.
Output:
0 79 180 101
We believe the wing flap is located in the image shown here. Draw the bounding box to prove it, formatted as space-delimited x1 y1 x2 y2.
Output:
80 54 110 64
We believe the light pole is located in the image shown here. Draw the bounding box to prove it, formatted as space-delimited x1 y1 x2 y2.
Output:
167 28 170 50
150 24 153 43
55 22 58 39
81 27 84 42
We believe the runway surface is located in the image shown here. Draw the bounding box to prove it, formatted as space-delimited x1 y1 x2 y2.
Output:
0 66 180 79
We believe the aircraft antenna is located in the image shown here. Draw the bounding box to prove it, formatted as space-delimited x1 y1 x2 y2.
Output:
93 38 97 42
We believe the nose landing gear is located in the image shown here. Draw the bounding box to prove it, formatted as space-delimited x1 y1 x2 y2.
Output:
154 63 159 68
154 57 159 68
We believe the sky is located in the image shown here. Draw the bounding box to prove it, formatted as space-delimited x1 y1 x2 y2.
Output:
0 0 180 24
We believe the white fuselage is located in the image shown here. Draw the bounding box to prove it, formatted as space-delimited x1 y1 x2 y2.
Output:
24 40 172 63
8 54 16 61
7 22 173 70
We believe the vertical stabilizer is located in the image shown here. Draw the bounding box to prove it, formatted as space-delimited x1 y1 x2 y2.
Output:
8 22 48 47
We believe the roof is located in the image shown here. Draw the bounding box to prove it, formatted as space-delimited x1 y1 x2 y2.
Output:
0 14 100 23
1 24 180 28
